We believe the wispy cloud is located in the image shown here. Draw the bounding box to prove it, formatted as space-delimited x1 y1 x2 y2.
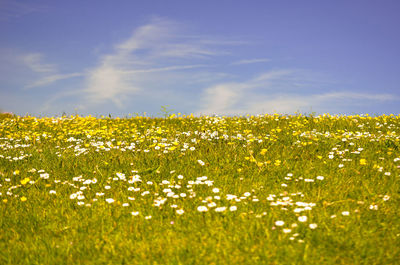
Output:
231 58 270 65
25 73 84 89
20 53 56 73
0 1 45 21
19 53 83 89
83 17 231 107
198 70 398 115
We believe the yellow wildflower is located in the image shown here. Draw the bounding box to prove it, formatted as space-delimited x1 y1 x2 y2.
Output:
20 177 30 185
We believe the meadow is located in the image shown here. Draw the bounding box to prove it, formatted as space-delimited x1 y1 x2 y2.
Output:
0 113 399 264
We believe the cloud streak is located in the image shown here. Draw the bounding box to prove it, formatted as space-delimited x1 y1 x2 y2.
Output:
25 72 84 89
231 58 270 65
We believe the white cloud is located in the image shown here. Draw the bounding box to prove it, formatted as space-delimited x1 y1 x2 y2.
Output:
21 53 56 73
198 70 398 115
198 70 293 115
231 58 270 65
83 17 229 107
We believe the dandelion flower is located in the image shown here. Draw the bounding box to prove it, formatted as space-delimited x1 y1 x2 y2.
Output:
20 196 27 202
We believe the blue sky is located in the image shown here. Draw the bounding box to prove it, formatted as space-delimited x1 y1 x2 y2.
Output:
1 0 399 116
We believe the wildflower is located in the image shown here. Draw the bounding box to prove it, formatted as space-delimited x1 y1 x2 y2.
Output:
283 228 292 233
20 196 27 202
20 178 30 185
212 188 220 193
145 216 152 219
383 195 390 201
105 185 111 190
197 206 208 212
215 207 227 212
49 190 56 194
298 216 308 222
40 173 49 179
229 205 237 211
360 159 367 165
275 220 285 226
260 149 268 155
176 209 184 215
105 198 115 204
369 204 378 210
342 211 350 216
122 203 129 207
309 223 318 229
316 176 324 180
131 211 139 216
197 160 205 166
207 202 217 208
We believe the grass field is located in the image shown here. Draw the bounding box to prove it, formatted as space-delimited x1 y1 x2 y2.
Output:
1 113 399 264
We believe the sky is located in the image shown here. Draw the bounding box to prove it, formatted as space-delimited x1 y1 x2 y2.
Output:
1 0 399 117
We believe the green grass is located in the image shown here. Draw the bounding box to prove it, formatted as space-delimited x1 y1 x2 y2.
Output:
1 113 399 264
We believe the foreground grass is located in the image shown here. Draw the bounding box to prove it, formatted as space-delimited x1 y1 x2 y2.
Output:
0 113 399 264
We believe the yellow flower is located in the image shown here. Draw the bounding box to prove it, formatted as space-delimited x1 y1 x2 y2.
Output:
20 177 30 185
13 170 20 175
260 149 268 155
360 159 367 165
20 196 27 202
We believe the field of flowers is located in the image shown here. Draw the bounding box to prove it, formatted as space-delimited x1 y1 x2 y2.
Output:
0 113 399 264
